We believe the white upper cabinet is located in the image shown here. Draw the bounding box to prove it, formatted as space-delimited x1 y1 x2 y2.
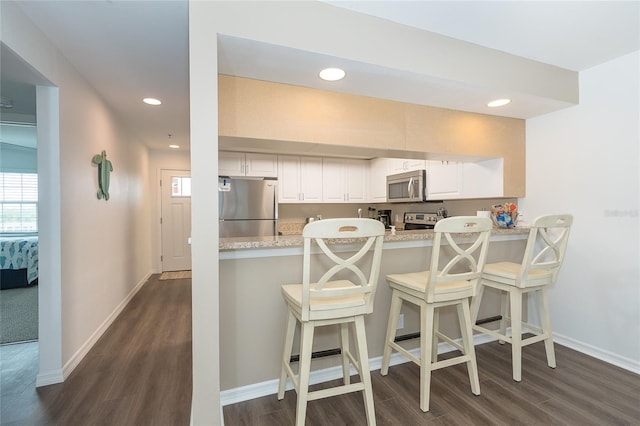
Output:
219 152 277 177
388 158 426 174
277 156 323 203
322 158 368 203
370 157 389 202
426 160 463 200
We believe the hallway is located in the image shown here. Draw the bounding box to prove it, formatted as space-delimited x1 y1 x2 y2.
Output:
0 275 192 425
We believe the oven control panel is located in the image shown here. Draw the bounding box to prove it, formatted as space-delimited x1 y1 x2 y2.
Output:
403 212 439 227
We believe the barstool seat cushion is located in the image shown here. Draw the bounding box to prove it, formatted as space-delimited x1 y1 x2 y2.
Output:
387 271 475 302
483 262 553 287
281 280 366 313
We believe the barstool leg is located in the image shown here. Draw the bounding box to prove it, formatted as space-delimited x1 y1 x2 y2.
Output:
278 309 296 400
537 287 556 369
296 322 315 426
340 323 351 385
458 300 480 395
432 308 440 360
499 291 509 345
420 303 435 412
354 315 376 426
381 290 402 375
509 290 523 382
470 284 484 327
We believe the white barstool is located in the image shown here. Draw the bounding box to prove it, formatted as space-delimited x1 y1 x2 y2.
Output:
471 214 573 382
278 218 385 426
380 216 493 412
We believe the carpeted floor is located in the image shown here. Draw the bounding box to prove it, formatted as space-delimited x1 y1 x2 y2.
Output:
159 270 192 280
0 285 38 344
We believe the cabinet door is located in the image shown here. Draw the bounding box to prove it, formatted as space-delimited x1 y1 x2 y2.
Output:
370 158 389 202
245 153 277 177
345 159 368 203
277 156 302 203
322 158 346 203
299 157 323 203
426 160 462 199
219 152 245 177
388 158 426 173
405 158 426 171
322 159 368 203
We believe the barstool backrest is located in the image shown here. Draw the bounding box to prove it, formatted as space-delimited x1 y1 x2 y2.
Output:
301 218 385 321
426 216 493 303
518 214 573 287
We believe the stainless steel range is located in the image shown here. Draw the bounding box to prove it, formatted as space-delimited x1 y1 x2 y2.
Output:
403 211 441 230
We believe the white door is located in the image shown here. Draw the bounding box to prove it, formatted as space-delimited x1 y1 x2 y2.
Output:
161 169 192 271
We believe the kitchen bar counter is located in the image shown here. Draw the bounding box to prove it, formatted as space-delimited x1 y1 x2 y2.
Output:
218 225 530 396
219 226 530 256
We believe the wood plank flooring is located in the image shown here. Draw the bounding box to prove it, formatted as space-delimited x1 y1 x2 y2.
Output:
225 341 640 426
0 275 192 425
2 274 639 425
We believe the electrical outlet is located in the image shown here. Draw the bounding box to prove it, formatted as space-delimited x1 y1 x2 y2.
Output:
397 314 404 329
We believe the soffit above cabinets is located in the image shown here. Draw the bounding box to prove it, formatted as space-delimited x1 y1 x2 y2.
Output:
218 136 490 163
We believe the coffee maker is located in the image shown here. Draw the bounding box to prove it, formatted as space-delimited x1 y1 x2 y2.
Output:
377 209 392 229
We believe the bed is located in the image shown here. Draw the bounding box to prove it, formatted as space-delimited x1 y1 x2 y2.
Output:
0 236 39 290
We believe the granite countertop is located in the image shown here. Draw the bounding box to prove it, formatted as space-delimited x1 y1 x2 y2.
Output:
219 226 530 251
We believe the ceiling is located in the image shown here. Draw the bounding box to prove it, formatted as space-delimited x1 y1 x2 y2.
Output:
1 1 638 152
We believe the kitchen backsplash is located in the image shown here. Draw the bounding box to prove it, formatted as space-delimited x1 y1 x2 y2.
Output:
277 198 517 235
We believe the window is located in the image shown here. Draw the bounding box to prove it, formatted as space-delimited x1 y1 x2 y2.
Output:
0 172 38 233
171 176 191 197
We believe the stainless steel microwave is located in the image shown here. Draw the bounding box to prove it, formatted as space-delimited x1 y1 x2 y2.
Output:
386 169 427 203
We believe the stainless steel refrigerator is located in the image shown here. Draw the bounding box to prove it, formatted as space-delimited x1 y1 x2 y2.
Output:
219 177 278 238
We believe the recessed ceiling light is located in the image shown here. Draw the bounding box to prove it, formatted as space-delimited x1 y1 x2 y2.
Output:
169 144 180 149
319 68 346 81
487 99 511 107
143 97 162 106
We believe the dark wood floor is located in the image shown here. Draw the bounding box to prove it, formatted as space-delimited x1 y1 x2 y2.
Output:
3 275 639 425
224 340 640 426
0 275 192 425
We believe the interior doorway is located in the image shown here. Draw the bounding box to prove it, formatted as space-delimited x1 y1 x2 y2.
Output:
160 169 192 272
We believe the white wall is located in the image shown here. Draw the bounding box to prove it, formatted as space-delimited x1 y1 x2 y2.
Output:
1 2 153 381
189 3 221 423
521 51 639 370
148 149 191 273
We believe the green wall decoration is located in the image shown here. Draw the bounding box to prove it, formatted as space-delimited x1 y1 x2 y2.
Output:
92 150 113 200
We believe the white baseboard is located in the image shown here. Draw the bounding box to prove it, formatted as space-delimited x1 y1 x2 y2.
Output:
220 332 497 406
553 331 640 374
60 271 152 380
35 368 65 387
220 328 640 406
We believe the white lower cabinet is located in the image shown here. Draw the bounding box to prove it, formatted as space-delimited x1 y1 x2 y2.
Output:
322 158 368 203
277 156 323 203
